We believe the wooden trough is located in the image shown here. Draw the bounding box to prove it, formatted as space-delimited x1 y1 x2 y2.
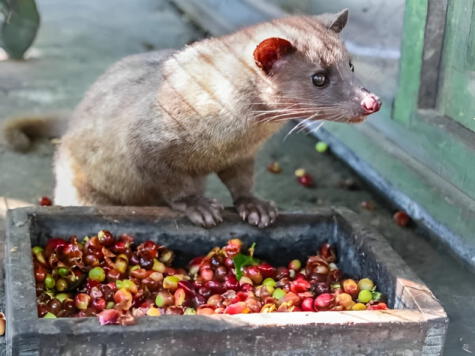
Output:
4 206 447 355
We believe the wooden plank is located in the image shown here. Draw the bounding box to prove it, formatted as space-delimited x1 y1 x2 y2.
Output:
4 198 33 210
438 0 475 131
172 0 275 36
241 0 285 19
393 0 428 123
418 0 448 108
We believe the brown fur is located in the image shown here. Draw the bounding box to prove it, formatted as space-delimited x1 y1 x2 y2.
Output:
2 10 381 228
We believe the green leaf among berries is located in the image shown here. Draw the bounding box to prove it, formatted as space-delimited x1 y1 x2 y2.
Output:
233 243 260 280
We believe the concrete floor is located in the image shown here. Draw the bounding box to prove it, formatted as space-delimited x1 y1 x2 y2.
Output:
0 1 474 355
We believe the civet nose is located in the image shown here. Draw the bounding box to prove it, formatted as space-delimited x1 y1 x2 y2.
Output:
361 92 381 115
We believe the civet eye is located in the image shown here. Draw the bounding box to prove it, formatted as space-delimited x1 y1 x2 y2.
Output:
349 61 355 72
312 73 327 87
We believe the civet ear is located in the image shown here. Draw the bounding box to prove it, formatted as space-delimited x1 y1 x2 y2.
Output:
315 9 349 33
326 9 349 33
253 37 294 74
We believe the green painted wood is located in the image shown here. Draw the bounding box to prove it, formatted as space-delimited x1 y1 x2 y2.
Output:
393 0 428 124
315 121 475 269
439 0 475 131
381 0 475 203
467 4 475 68
364 108 475 201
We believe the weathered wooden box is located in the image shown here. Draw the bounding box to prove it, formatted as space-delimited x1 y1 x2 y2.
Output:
4 206 447 355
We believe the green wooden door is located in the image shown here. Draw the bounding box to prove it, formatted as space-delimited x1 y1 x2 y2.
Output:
392 0 475 200
439 0 475 131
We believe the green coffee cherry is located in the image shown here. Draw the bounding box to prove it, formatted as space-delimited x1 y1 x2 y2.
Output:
358 278 374 291
272 288 286 300
45 274 56 289
88 267 106 282
43 312 57 319
315 141 329 153
184 308 197 315
358 289 373 303
55 278 68 292
57 267 69 277
263 278 276 288
55 293 69 302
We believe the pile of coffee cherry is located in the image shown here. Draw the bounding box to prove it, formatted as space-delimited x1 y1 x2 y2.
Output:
33 231 388 325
